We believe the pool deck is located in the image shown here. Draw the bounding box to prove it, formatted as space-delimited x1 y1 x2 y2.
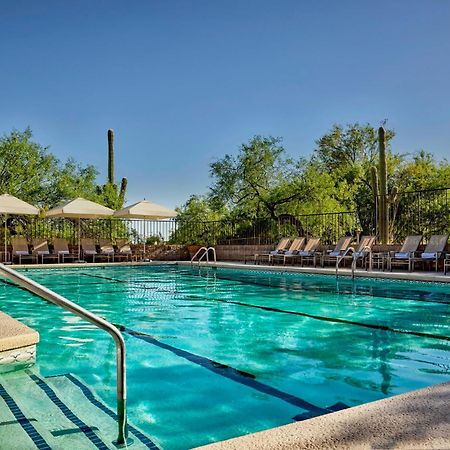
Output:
196 381 450 450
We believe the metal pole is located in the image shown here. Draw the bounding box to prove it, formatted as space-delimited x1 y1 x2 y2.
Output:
0 263 128 445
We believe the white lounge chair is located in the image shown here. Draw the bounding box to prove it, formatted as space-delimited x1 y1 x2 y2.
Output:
271 237 306 265
388 235 423 272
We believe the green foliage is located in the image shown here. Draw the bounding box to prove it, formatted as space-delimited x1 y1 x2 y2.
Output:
97 178 128 210
0 128 100 208
176 123 450 243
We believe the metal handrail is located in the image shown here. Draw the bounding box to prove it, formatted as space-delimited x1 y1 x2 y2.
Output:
190 247 217 264
191 246 208 263
198 247 216 264
336 247 355 277
0 263 128 446
336 246 373 278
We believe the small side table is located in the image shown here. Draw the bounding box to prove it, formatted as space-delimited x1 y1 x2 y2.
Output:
370 252 387 271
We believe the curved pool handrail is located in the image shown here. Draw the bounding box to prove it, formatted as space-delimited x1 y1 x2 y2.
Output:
191 246 208 263
198 247 216 264
0 263 128 446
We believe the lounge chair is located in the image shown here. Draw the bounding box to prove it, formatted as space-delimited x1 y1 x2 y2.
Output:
53 238 77 263
99 239 117 262
411 234 449 272
81 238 110 262
11 236 36 264
293 237 321 266
253 238 290 265
321 236 353 267
271 237 306 265
115 239 134 261
338 236 376 270
387 235 423 272
32 239 59 264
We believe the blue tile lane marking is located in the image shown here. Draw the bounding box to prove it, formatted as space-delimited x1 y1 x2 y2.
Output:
186 295 450 341
28 373 110 450
0 382 52 450
118 325 347 418
45 373 159 450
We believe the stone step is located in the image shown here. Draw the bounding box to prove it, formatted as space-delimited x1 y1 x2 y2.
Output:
0 368 158 449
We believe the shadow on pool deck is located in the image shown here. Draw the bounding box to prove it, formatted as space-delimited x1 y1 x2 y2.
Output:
197 381 450 449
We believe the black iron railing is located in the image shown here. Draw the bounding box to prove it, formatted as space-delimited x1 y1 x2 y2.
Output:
0 188 448 248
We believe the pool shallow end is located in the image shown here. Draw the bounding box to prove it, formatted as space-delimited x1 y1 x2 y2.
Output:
196 380 450 450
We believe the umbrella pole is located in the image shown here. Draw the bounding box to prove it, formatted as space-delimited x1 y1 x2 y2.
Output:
143 220 146 258
78 219 81 260
4 214 7 262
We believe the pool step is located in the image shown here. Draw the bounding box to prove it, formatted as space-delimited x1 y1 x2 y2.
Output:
0 369 158 450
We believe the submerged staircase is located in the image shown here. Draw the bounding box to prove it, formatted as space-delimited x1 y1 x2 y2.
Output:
0 368 158 450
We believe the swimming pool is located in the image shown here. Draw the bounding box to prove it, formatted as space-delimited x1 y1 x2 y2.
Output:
0 264 449 449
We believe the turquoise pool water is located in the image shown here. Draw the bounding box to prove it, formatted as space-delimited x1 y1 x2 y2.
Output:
0 265 449 449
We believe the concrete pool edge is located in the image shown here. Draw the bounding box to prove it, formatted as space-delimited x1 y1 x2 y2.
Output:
195 381 450 450
179 260 450 283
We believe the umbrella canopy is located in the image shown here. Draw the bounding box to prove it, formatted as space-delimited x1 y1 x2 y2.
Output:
46 198 114 260
46 197 114 219
0 193 39 215
114 200 176 259
0 194 39 262
113 200 176 219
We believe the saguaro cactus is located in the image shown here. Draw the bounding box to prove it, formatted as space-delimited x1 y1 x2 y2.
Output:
371 127 399 243
108 129 115 185
98 129 127 209
378 127 388 244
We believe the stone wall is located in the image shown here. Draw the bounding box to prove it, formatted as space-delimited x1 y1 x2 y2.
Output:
215 245 273 262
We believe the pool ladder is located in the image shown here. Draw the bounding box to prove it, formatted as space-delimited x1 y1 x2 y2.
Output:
191 246 217 264
336 246 373 278
0 263 129 447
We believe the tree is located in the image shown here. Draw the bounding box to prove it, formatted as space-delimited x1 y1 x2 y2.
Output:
209 136 304 220
313 123 401 232
0 128 101 208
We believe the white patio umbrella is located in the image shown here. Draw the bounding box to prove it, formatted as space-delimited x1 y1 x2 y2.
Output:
113 200 176 255
46 197 114 259
0 194 40 262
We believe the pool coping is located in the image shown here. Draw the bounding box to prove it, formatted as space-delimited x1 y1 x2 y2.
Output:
195 381 450 450
179 260 450 283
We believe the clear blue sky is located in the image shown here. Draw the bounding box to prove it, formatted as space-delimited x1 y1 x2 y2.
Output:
1 1 449 208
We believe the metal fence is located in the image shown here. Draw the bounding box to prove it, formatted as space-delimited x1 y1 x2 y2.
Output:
1 187 448 248
388 187 450 242
169 211 359 246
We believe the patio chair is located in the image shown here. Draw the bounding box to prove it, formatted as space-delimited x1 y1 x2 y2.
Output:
387 235 423 272
11 236 36 264
321 236 353 267
53 238 77 263
32 238 59 264
338 236 376 270
253 238 290 265
115 239 134 261
81 238 110 263
293 237 321 267
411 234 449 272
271 237 306 265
